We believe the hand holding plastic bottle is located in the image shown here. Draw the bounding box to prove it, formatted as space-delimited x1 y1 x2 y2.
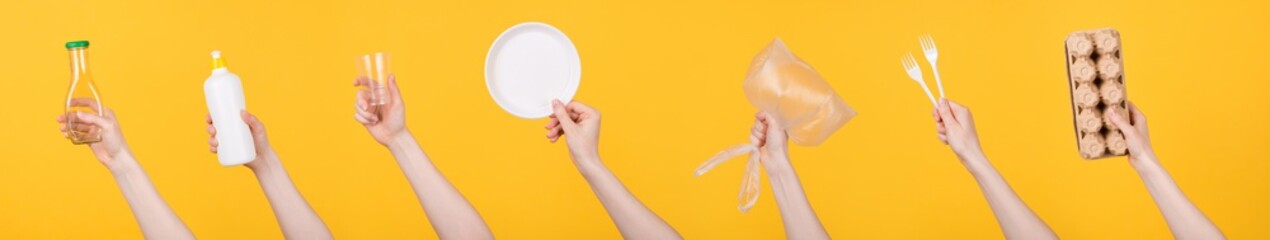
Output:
354 75 409 146
206 111 334 239
206 111 274 169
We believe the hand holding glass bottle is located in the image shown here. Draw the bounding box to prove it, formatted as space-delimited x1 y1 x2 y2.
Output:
57 99 128 166
56 100 194 239
63 40 103 144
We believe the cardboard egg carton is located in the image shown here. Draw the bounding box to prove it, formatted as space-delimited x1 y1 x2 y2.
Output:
1066 28 1128 159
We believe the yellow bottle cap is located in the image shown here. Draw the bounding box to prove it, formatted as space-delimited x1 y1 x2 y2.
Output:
211 50 227 70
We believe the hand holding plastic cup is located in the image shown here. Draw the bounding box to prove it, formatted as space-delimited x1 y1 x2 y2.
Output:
356 52 391 115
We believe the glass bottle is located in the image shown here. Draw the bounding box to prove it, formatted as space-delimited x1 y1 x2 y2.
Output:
64 40 103 144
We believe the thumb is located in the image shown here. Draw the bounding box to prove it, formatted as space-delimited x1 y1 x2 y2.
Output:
551 99 577 134
240 111 266 137
388 75 402 104
74 111 109 129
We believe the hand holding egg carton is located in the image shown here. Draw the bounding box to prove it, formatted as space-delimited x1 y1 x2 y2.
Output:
1066 28 1129 159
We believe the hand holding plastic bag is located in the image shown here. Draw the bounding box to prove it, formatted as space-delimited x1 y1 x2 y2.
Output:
696 38 856 212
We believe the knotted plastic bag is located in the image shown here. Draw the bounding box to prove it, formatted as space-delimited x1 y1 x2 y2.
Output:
695 38 856 212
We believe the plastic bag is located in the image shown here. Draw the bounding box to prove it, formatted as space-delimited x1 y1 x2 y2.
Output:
695 38 856 212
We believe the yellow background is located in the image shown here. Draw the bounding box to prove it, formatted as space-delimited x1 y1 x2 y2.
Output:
1 0 1267 239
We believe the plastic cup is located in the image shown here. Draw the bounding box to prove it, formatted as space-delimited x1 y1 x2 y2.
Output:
356 53 391 111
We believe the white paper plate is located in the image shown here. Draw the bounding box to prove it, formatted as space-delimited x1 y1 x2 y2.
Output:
485 22 581 119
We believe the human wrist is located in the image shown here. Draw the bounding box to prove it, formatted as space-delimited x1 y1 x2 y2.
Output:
1129 154 1163 174
958 152 994 177
953 144 985 160
385 130 416 153
572 153 605 175
762 152 795 178
106 152 141 176
246 150 281 174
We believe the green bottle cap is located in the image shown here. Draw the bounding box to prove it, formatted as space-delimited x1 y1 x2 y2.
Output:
65 41 90 49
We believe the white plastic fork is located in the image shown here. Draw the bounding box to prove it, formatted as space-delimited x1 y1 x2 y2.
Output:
920 34 944 98
902 53 937 106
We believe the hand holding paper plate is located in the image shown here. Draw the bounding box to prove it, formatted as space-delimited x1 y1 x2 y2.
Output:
485 22 581 119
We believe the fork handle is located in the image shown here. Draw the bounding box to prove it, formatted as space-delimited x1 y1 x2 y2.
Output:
932 63 945 99
919 81 937 107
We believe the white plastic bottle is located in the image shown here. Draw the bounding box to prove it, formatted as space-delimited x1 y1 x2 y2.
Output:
204 50 256 166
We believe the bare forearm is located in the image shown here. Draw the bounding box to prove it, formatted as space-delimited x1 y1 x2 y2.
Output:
386 133 493 240
250 153 332 239
107 154 195 240
962 154 1056 240
1130 158 1224 240
575 156 681 240
763 157 829 240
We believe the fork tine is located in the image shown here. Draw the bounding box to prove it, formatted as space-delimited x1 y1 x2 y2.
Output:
919 35 928 50
922 35 931 51
930 35 937 49
919 35 929 50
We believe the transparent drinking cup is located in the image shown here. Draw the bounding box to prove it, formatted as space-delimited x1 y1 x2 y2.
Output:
357 52 391 114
